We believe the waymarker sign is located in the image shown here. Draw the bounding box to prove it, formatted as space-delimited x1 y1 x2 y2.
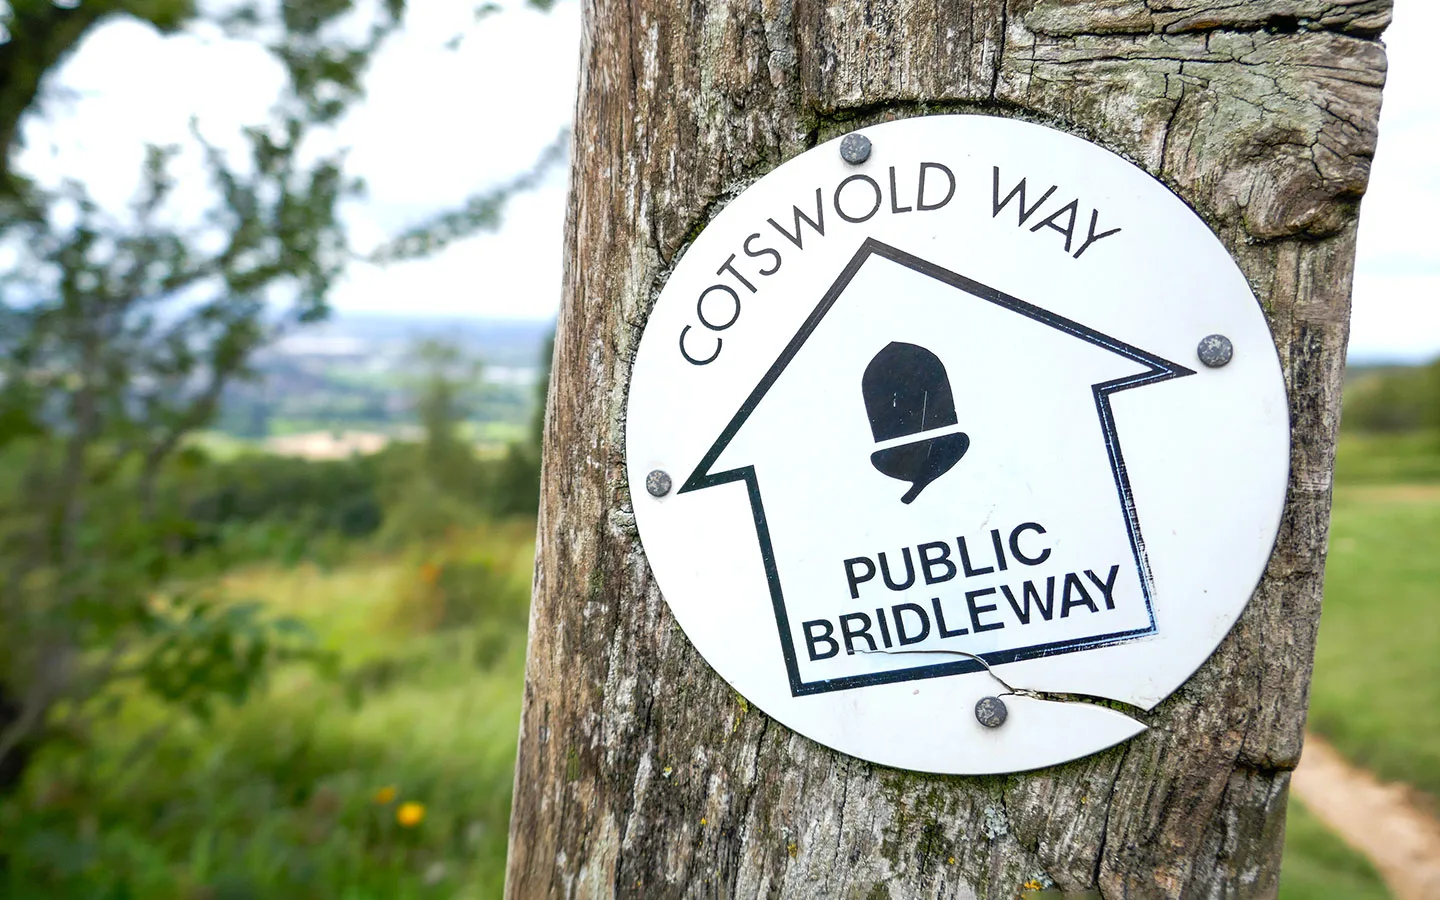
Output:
624 115 1290 774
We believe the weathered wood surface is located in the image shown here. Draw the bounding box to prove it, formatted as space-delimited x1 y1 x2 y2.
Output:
506 2 1390 897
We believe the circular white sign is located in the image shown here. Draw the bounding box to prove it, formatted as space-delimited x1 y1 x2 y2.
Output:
625 115 1289 774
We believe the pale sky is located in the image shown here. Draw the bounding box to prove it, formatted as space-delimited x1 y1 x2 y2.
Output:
9 0 1438 362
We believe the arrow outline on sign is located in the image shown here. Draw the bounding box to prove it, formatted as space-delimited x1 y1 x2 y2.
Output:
679 238 1196 697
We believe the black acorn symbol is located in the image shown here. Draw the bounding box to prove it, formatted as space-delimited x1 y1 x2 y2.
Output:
862 341 970 504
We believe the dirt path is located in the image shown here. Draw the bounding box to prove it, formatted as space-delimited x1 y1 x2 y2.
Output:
1291 733 1440 900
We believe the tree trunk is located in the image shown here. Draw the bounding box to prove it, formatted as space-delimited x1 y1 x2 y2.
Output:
506 2 1390 897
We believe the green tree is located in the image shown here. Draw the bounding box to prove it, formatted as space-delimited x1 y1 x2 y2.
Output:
529 327 555 453
1428 357 1440 435
378 331 552 533
0 0 196 196
482 326 552 518
413 338 484 480
0 0 565 795
1342 363 1440 433
374 338 484 541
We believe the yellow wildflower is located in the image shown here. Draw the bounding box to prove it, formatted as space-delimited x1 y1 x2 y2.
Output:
373 786 397 805
397 801 426 827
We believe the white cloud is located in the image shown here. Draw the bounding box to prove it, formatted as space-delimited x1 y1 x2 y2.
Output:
14 0 579 321
1349 0 1440 362
16 16 285 215
1349 274 1440 362
10 0 1436 351
338 2 578 231
328 0 581 321
330 173 569 318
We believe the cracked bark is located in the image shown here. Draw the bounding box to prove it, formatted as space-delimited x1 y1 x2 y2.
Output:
505 1 1389 897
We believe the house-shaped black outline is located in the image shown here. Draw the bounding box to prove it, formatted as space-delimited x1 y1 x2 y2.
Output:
678 238 1195 697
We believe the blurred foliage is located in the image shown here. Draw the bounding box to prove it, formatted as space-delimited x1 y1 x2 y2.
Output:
0 0 197 193
1334 430 1440 484
529 327 554 450
0 0 561 803
0 0 553 894
367 133 568 264
0 522 536 899
188 453 386 545
1341 359 1440 434
373 335 546 543
0 0 400 798
412 339 486 486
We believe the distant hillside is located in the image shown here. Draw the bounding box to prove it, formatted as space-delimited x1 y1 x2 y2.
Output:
270 315 552 369
1341 357 1438 434
217 315 553 441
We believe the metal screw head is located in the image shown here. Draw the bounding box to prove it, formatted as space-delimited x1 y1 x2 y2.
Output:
975 696 1008 728
645 470 672 498
1197 334 1234 368
839 132 872 165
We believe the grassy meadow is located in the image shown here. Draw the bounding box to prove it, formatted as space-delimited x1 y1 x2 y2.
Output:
1 522 536 899
2 432 1436 898
1278 801 1390 900
1277 430 1440 899
1307 482 1440 800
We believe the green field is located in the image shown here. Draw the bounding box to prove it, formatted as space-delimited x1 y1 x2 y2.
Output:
1 523 536 899
1333 431 1440 485
5 435 1437 898
1279 800 1389 900
1276 435 1440 899
1307 484 1440 800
